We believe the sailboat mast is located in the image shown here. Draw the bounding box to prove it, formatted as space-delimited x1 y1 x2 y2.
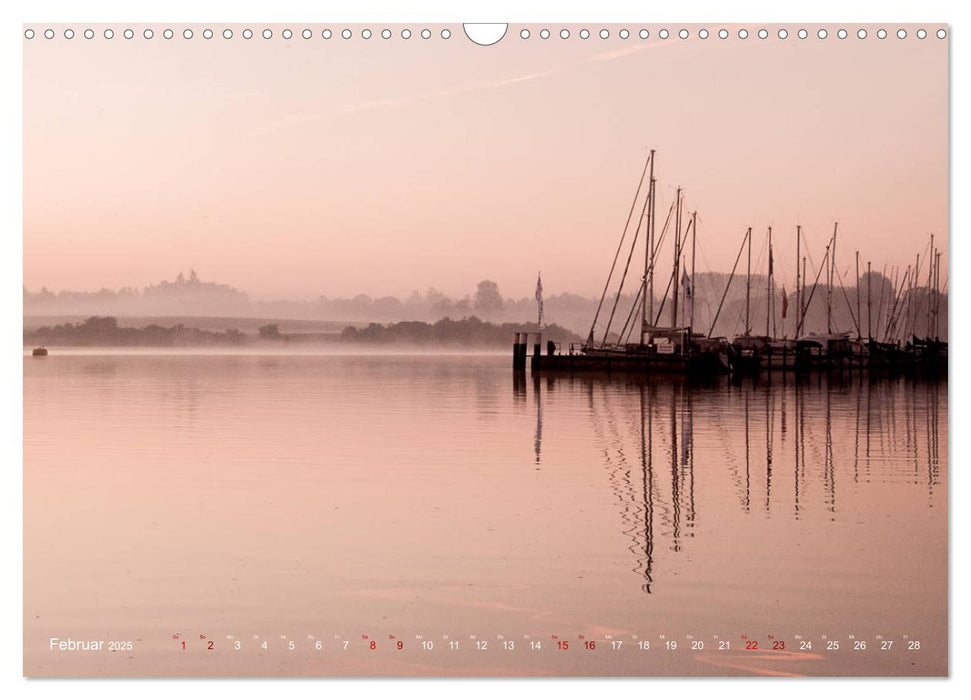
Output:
936 250 942 339
648 176 657 332
797 246 829 337
795 226 801 339
641 149 656 345
912 252 921 339
745 226 752 334
690 211 697 330
886 265 900 341
827 223 837 334
671 187 682 328
801 256 807 336
932 233 937 337
876 263 888 342
708 228 749 338
772 261 777 337
867 260 872 340
855 251 861 340
766 226 772 337
906 264 916 342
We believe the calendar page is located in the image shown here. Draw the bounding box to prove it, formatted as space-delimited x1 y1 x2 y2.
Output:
21 16 948 680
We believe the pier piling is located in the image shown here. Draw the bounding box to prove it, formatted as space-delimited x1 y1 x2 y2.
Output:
513 333 528 371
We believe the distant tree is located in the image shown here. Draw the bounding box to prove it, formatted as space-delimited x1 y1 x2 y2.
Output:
473 280 504 314
431 297 455 317
81 316 119 332
258 323 281 339
176 272 185 284
189 269 199 283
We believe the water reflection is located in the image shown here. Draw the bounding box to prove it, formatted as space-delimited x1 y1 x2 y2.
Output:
524 374 946 594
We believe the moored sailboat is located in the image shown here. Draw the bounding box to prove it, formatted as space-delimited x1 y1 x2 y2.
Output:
520 150 730 377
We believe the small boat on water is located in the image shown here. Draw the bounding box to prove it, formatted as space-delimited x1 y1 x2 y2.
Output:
32 347 48 356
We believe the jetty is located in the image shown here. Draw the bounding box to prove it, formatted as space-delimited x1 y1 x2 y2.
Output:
513 150 946 379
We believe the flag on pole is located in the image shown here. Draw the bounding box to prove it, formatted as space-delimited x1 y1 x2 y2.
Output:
781 286 789 318
535 272 544 329
768 246 774 276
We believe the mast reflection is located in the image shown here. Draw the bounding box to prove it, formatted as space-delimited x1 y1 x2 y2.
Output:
519 373 945 594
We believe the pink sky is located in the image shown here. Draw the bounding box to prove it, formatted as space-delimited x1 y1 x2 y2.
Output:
23 24 948 299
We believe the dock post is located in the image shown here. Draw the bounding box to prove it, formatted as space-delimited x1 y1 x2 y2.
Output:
513 333 527 371
532 332 542 371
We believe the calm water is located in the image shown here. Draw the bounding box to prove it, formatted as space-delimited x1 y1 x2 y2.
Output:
23 352 947 676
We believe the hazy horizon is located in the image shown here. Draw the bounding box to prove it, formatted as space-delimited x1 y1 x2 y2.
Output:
24 24 948 300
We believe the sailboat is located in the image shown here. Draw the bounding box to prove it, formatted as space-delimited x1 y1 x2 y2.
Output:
726 226 796 373
791 223 868 370
522 150 730 376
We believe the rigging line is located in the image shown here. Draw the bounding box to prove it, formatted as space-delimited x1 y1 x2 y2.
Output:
708 229 749 338
621 215 674 335
877 265 897 342
833 263 862 337
652 216 694 327
695 235 714 275
729 306 744 340
618 280 645 345
621 299 639 345
750 230 769 288
601 170 654 346
610 209 676 343
635 200 675 328
694 238 722 330
587 151 653 344
651 200 677 266
894 266 917 342
796 244 830 336
772 241 791 290
803 233 818 273
885 266 912 341
622 291 644 345
883 266 905 340
905 253 927 340
652 262 677 327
